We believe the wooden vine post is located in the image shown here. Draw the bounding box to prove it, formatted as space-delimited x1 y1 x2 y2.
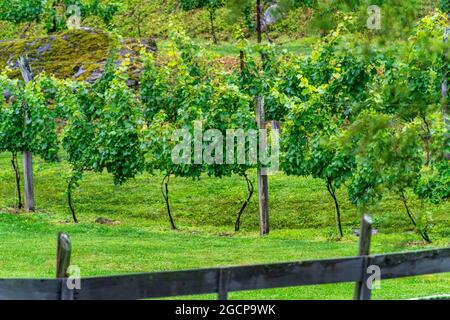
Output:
18 56 35 212
256 0 270 235
443 15 450 160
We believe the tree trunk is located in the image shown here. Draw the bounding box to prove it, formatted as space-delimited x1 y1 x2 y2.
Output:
67 177 78 223
256 0 262 44
235 172 254 232
239 50 245 73
137 9 142 38
421 116 431 166
326 178 343 239
50 1 58 33
209 9 218 44
11 152 23 210
161 173 177 230
400 191 431 243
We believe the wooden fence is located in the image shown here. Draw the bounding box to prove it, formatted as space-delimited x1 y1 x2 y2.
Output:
0 215 449 300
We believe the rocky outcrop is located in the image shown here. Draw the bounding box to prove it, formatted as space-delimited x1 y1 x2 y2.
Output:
0 28 157 85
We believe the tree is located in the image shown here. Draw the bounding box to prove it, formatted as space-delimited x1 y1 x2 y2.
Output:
342 111 432 243
121 0 152 38
180 0 225 44
227 0 291 37
203 77 257 231
280 25 374 238
0 73 59 210
141 30 207 229
0 75 26 209
142 29 258 231
60 59 144 223
282 94 356 239
340 12 449 243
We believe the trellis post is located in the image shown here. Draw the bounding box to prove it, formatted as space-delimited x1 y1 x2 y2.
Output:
442 18 450 160
255 0 270 235
18 56 35 212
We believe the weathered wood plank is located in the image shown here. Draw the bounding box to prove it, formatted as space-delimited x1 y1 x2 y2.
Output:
0 279 60 300
369 248 450 279
226 257 362 292
77 256 363 300
22 151 35 212
1 248 449 300
18 56 35 212
255 96 269 235
77 269 219 300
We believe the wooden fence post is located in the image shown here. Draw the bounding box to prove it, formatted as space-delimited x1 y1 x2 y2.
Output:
18 56 35 212
56 232 72 278
56 232 73 300
354 214 373 300
217 269 230 300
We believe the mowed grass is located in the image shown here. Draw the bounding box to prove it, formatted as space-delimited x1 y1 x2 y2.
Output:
0 152 449 300
157 36 317 59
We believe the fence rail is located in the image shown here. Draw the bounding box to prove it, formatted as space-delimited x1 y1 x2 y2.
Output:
0 215 449 300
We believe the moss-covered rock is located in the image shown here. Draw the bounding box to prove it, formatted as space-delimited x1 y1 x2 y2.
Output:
0 28 156 84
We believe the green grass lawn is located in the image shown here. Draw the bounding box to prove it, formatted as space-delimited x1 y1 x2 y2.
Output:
157 36 317 58
0 152 449 300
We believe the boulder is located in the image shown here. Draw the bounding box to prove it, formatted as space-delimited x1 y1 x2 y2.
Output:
0 29 157 85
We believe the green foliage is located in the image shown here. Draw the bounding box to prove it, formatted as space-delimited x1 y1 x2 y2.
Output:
0 8 448 237
0 0 45 25
180 0 224 11
142 29 256 178
141 29 258 228
417 161 450 203
342 112 421 203
278 13 448 241
0 73 59 161
59 59 144 221
440 0 450 12
180 0 226 43
0 0 118 32
61 62 144 184
0 0 441 42
0 76 23 154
